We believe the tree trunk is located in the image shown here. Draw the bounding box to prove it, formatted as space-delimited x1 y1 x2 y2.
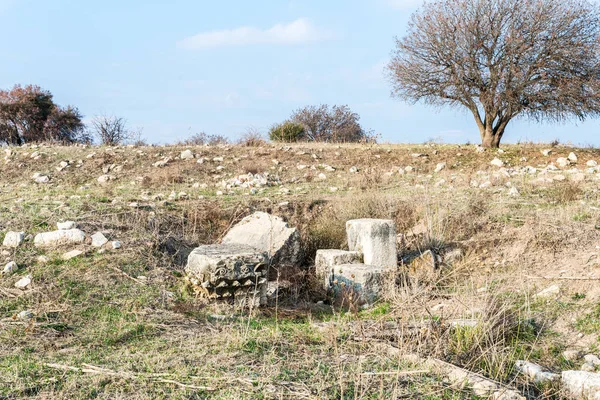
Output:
479 126 506 148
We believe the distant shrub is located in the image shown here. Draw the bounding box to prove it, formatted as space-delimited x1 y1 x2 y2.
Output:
238 127 267 147
180 132 229 146
269 121 305 142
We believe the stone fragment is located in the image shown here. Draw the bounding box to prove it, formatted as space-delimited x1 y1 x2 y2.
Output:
541 149 552 156
562 370 600 399
584 354 600 366
434 162 446 173
315 249 362 289
515 360 559 384
98 175 112 184
490 158 504 167
346 219 397 267
33 229 86 247
62 250 83 260
563 350 582 362
329 264 391 303
17 310 34 320
587 160 598 167
568 152 578 162
222 212 301 266
185 244 269 306
2 231 24 248
556 157 570 168
180 149 194 160
37 255 49 264
112 241 122 249
57 221 76 230
349 166 359 173
91 232 108 248
534 284 560 298
3 261 18 274
15 274 32 289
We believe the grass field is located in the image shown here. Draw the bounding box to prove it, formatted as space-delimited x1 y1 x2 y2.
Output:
2 142 600 399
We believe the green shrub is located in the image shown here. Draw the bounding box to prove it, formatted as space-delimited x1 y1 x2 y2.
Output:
269 121 305 142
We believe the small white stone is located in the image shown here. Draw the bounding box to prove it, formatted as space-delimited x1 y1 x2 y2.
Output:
556 157 570 168
587 160 598 167
317 173 327 180
535 284 560 298
434 162 446 173
541 149 552 156
349 166 359 173
3 261 18 274
91 232 108 248
568 152 578 162
180 149 194 160
2 231 24 248
17 310 34 320
490 158 504 167
15 275 32 289
57 221 76 230
111 241 122 249
37 255 49 264
62 250 83 260
508 187 520 197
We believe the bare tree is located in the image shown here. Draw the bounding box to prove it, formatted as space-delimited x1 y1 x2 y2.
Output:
92 115 130 145
387 0 600 148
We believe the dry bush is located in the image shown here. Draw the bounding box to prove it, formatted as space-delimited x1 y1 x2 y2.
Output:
545 181 583 204
238 128 267 147
302 194 417 262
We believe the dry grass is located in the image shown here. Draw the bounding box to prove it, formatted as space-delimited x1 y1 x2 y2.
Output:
1 142 600 398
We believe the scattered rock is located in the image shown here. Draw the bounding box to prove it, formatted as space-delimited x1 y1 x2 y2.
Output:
34 229 86 247
349 166 359 173
584 354 600 366
33 174 50 184
15 274 32 289
490 158 504 167
3 261 18 274
180 149 194 160
97 175 112 184
17 310 34 320
62 250 83 260
568 152 578 162
57 221 76 230
2 231 24 248
515 360 559 383
508 187 520 197
541 149 552 156
222 212 301 267
91 232 108 248
37 255 49 264
556 157 570 168
346 219 397 267
587 160 598 167
534 284 560 299
434 162 446 173
111 241 122 249
562 370 600 399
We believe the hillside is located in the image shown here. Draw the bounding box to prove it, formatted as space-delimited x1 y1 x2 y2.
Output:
2 142 600 399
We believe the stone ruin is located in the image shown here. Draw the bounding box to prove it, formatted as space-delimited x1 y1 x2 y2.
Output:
316 219 398 303
184 213 399 307
185 212 300 307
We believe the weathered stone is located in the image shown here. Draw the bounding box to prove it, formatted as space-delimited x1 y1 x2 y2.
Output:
180 149 194 160
57 221 76 230
18 310 34 320
34 229 86 247
562 370 600 399
568 152 578 162
434 162 446 173
3 261 18 274
111 241 122 249
515 360 559 384
15 274 32 289
329 264 392 303
62 250 83 260
91 232 108 248
556 157 570 168
534 284 560 299
315 249 362 289
186 244 269 306
346 219 397 267
2 231 24 248
563 350 582 362
490 158 504 167
222 212 301 267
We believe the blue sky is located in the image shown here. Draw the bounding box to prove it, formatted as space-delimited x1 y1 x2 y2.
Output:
1 0 599 145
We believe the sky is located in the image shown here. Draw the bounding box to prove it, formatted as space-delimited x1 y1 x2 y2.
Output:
1 0 599 145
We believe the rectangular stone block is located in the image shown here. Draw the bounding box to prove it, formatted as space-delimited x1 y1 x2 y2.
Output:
328 263 391 303
315 249 362 289
346 219 397 267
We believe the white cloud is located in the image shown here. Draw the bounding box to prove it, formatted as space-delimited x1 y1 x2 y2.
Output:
177 18 332 50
